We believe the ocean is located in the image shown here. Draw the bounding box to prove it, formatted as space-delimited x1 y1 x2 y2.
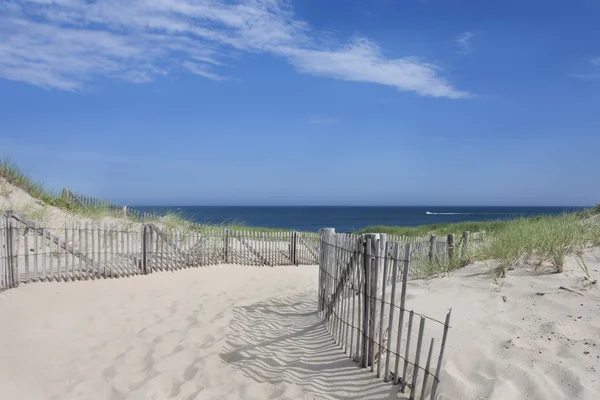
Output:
133 206 585 232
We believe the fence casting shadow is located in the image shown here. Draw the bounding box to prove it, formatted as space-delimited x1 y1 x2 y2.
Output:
220 292 409 399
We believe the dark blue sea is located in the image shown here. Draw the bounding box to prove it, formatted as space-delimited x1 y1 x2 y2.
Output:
133 206 585 232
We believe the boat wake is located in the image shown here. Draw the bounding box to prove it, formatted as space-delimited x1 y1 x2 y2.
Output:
426 211 466 215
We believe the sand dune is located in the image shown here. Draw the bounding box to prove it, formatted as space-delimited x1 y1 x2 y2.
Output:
1 250 599 399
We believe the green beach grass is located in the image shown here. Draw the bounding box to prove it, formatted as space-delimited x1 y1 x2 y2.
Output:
1 156 294 231
3 156 599 268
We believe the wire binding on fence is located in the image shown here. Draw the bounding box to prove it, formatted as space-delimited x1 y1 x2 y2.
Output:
317 230 454 399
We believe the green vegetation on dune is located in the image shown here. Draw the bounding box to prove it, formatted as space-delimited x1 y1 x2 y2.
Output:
1 156 292 231
366 211 600 278
359 207 600 238
1 156 63 205
357 220 510 237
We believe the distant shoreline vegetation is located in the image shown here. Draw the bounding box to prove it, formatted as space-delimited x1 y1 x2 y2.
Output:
2 155 599 237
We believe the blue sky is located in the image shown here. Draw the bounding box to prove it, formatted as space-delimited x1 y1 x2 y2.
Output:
0 0 599 206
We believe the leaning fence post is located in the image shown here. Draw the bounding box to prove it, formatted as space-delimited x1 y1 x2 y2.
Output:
430 309 452 400
429 234 436 263
318 228 335 314
447 233 455 260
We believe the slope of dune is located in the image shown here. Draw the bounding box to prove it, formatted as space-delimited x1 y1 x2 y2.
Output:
0 176 135 228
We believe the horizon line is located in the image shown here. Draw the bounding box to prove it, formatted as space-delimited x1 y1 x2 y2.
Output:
128 204 591 208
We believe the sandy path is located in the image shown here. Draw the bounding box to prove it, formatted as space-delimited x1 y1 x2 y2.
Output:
0 265 399 400
2 252 599 400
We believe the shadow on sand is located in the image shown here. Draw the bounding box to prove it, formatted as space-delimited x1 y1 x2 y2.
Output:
220 292 408 399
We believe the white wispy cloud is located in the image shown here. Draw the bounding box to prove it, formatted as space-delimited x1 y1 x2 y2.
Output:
456 31 476 55
0 0 468 98
308 116 339 125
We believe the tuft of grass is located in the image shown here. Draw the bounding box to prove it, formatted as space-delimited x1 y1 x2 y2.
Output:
358 220 509 238
478 214 595 275
1 156 57 203
70 203 123 221
575 254 590 278
422 252 473 277
20 202 50 222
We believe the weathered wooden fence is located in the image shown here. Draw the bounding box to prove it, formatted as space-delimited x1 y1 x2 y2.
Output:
61 188 160 221
0 211 321 289
318 230 453 399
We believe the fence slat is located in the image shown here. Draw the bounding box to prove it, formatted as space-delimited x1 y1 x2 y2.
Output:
77 223 82 280
71 222 76 280
41 226 47 281
103 223 108 278
401 311 415 392
430 309 451 400
410 317 426 399
56 225 67 282
384 242 400 382
33 222 39 281
394 243 412 385
369 236 380 372
24 227 30 283
421 338 435 400
97 224 101 278
356 238 363 362
85 222 90 280
376 240 390 378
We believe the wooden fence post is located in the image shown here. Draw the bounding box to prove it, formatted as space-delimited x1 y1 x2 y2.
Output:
291 231 299 265
430 309 452 400
462 231 470 256
4 215 13 288
362 236 371 368
447 233 455 260
318 228 335 314
369 235 380 371
8 217 18 288
362 233 379 368
224 228 230 263
429 234 436 263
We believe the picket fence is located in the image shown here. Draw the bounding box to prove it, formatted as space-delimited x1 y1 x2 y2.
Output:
0 211 320 289
318 230 456 399
1 211 473 398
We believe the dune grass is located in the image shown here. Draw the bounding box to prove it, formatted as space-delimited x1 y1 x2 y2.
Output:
468 214 599 276
0 156 286 230
0 156 60 205
144 211 293 232
364 208 600 277
357 220 510 237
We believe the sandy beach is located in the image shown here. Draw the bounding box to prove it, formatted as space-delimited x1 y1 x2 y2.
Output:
1 249 598 400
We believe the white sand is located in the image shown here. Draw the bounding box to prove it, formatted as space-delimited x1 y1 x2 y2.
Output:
408 250 600 400
1 251 599 400
0 177 133 230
